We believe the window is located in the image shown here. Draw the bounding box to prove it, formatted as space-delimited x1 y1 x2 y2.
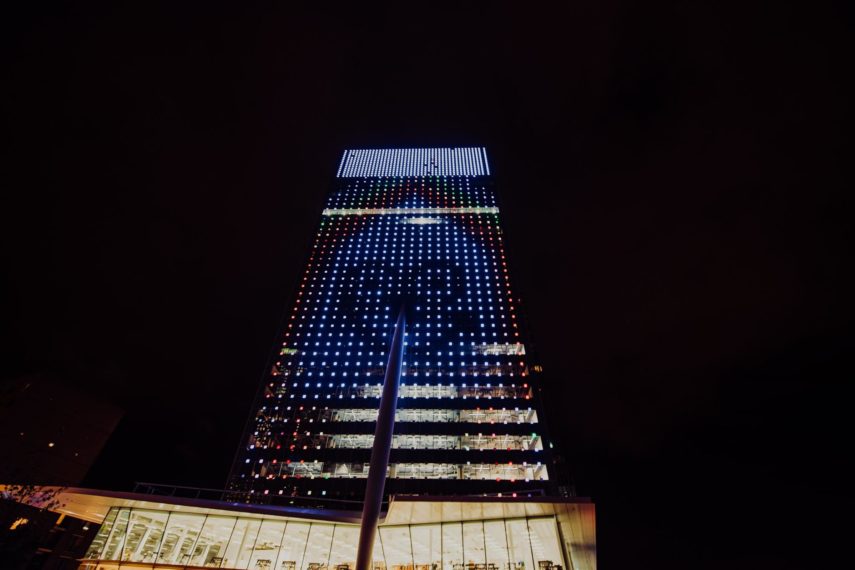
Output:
249 520 287 570
393 463 459 479
527 519 563 570
472 343 525 356
505 520 534 570
100 508 130 561
460 434 542 451
442 523 463 570
222 518 261 569
483 521 511 570
85 507 118 560
157 512 205 565
329 524 360 570
379 526 413 570
302 524 334 570
277 522 310 570
188 515 237 567
411 523 441 570
462 521 486 567
461 463 548 481
122 509 168 562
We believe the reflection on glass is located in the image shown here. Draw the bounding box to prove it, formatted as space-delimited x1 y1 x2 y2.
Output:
462 521 485 567
526 519 562 570
122 509 168 562
86 507 118 559
157 512 205 565
483 521 510 570
442 523 463 570
379 525 412 570
278 521 310 570
505 520 533 570
329 524 359 570
410 523 441 570
302 523 334 570
373 527 386 570
189 515 237 567
101 508 130 561
223 518 262 569
238 519 263 569
249 520 287 570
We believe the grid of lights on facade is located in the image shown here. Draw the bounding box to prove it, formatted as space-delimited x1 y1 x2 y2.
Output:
230 148 555 500
82 507 566 570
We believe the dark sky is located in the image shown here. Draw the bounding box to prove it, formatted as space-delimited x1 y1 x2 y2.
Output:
2 2 851 568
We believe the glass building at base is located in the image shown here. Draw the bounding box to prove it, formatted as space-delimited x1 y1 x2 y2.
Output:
60 489 595 570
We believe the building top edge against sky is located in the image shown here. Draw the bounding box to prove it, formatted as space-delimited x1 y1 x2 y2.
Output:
337 148 491 178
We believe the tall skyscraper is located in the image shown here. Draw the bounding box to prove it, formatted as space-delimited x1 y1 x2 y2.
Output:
228 148 566 503
47 148 596 570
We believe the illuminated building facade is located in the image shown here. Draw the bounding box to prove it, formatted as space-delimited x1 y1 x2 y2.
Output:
228 148 565 502
40 148 595 570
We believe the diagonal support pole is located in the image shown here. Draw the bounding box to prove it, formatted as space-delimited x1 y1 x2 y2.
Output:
355 305 406 570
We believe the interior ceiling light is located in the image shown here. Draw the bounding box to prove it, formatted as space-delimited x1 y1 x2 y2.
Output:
402 217 443 225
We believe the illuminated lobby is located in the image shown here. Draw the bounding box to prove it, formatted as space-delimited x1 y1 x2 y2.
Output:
59 488 595 570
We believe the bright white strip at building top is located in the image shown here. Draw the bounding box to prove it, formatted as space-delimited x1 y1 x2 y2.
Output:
322 206 499 216
337 147 491 177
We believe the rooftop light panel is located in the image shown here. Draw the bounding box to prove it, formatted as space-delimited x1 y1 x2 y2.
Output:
337 148 491 178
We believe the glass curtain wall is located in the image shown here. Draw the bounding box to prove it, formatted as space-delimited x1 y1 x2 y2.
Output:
83 508 566 570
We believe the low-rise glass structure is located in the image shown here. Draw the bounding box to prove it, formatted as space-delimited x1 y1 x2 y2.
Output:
54 490 594 570
85 509 562 570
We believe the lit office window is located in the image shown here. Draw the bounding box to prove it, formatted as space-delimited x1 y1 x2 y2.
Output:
122 509 168 563
188 515 236 567
157 512 205 565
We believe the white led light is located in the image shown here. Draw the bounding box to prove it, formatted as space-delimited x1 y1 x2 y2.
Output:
322 206 498 217
337 147 490 177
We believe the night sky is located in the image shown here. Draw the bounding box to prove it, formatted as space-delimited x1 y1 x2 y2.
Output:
2 2 850 568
